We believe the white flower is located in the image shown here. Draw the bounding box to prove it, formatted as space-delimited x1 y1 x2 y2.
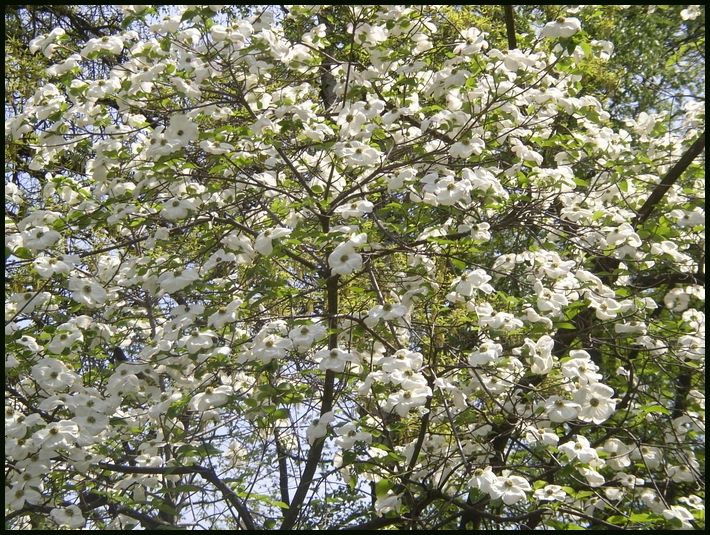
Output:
289 322 327 352
545 395 581 423
386 384 431 417
525 425 559 446
449 137 485 158
353 22 389 46
31 358 79 392
190 385 233 411
72 411 109 437
381 349 424 372
255 227 292 256
200 139 234 154
22 226 61 252
468 466 498 493
34 256 75 278
365 302 408 327
203 248 237 274
328 242 363 275
664 287 690 312
17 335 41 353
336 106 367 137
478 311 523 331
159 268 200 294
182 331 215 354
160 197 197 221
677 334 704 361
29 27 66 57
541 17 582 38
574 383 618 424
207 299 242 329
633 445 663 470
603 438 632 470
68 277 108 308
470 222 491 241
252 334 292 363
391 369 428 391
49 505 85 529
81 35 124 57
578 466 605 487
640 489 667 513
534 484 567 502
315 347 356 372
516 335 554 375
590 296 621 320
668 464 696 483
678 494 704 510
489 473 531 505
663 505 695 529
561 351 602 384
221 232 255 263
510 138 544 164
452 268 494 297
558 435 599 463
680 6 700 21
374 491 402 517
454 27 488 55
534 279 569 314
33 420 80 450
307 411 335 445
605 223 642 248
334 200 374 219
422 175 472 206
334 422 372 450
165 114 199 147
47 325 84 354
468 340 504 366
46 53 81 77
335 141 381 166
5 482 43 512
10 291 50 316
614 321 647 335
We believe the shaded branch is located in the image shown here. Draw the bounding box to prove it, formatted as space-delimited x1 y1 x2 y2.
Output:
274 429 291 507
504 6 517 50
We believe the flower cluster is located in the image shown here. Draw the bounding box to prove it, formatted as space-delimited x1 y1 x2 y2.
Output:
4 3 704 531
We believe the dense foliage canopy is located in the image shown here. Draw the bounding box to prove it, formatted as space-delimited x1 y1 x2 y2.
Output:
5 4 705 530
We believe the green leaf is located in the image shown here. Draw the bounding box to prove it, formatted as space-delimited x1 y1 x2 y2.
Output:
606 515 627 526
629 513 653 523
555 322 576 330
640 404 670 415
375 479 392 497
13 247 33 260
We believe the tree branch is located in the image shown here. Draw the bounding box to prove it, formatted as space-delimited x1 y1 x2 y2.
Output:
280 216 340 530
274 429 291 507
504 6 517 50
633 131 705 227
97 463 256 530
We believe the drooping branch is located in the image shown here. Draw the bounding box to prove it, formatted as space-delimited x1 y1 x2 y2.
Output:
97 463 257 530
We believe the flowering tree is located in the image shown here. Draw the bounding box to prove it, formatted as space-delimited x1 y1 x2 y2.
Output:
5 5 705 530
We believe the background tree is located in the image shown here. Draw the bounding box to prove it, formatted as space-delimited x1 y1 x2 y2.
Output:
5 4 705 530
